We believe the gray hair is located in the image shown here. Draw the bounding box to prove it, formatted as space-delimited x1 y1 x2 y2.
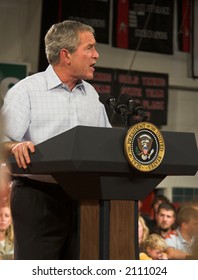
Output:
45 20 95 65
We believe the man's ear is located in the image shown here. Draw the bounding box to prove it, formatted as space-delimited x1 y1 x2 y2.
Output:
60 48 71 64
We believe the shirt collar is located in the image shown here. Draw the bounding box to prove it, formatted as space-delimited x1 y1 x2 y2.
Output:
45 65 86 94
45 65 62 90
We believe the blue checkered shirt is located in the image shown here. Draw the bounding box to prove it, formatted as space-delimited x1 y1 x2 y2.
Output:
1 65 111 145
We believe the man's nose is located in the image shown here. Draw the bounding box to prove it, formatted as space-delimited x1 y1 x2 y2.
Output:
93 48 99 59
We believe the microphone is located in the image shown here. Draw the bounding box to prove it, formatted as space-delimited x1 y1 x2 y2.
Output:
99 94 117 112
99 94 131 116
115 102 131 116
118 94 148 121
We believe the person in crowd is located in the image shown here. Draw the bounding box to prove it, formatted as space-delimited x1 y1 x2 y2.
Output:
0 204 14 258
151 194 170 219
138 215 149 251
0 165 11 207
147 194 170 230
150 202 177 238
189 234 198 259
165 205 198 259
0 92 13 260
138 200 153 229
139 233 168 260
0 20 111 260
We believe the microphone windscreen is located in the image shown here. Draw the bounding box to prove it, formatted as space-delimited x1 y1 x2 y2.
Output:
117 94 131 103
99 94 116 106
99 94 111 105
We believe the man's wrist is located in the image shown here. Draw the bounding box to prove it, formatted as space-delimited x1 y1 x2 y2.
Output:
2 141 18 158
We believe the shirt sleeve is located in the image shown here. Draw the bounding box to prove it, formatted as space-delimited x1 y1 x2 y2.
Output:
1 82 31 142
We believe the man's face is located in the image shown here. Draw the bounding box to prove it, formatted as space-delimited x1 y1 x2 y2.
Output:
0 206 12 231
69 31 99 80
156 208 175 231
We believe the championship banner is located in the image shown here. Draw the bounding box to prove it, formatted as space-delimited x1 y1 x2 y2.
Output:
89 67 168 127
112 0 174 54
39 0 110 71
191 0 198 78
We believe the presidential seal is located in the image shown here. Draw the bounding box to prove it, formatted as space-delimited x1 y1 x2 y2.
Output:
124 122 165 172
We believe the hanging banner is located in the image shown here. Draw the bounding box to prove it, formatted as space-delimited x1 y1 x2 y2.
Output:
112 0 174 55
89 67 168 126
177 0 191 53
61 0 110 44
0 63 27 101
115 69 168 125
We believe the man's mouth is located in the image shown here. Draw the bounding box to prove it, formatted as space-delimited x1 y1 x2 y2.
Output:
90 63 96 70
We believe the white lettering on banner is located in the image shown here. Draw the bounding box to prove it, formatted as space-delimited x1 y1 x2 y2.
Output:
134 29 168 40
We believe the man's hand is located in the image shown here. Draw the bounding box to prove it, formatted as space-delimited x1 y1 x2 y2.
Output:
11 141 35 169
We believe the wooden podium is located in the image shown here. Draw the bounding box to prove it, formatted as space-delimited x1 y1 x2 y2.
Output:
9 126 198 259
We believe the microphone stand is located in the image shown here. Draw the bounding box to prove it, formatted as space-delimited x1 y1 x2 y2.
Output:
121 111 133 129
122 109 148 129
114 103 133 129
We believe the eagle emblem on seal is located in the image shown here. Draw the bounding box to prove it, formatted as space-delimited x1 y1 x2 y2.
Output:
137 134 154 160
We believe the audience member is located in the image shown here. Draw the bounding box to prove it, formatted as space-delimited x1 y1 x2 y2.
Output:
189 235 198 259
0 99 11 206
138 200 153 229
145 194 170 230
138 215 149 251
150 202 177 238
0 164 11 207
139 233 168 260
0 204 14 259
0 66 14 260
165 206 198 259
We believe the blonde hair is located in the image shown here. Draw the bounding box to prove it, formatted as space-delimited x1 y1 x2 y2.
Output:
138 215 149 244
5 223 14 243
143 233 167 251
